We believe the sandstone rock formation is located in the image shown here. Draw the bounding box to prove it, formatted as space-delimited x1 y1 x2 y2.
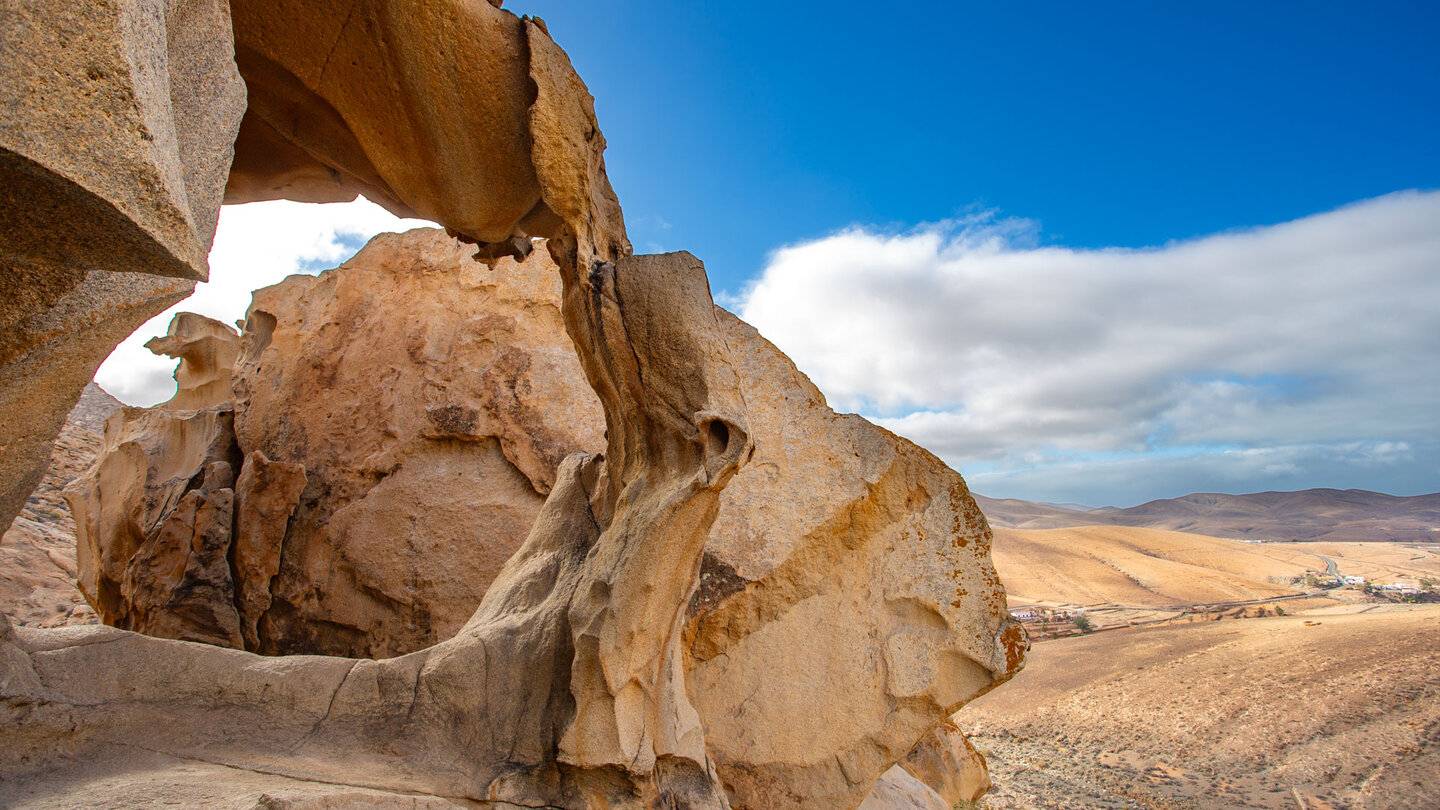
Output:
691 311 1020 808
67 233 605 658
224 0 625 262
0 0 247 533
145 312 241 410
4 244 754 808
230 233 604 656
60 231 1020 806
898 721 993 806
2 1 1021 806
1 0 627 536
65 314 247 647
859 767 952 810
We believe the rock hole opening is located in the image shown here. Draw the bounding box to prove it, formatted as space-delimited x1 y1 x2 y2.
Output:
706 419 730 458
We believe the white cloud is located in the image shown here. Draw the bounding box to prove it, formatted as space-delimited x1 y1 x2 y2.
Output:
95 198 436 406
738 191 1440 505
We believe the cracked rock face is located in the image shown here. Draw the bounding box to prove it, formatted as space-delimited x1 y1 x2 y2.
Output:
228 231 604 657
64 313 247 648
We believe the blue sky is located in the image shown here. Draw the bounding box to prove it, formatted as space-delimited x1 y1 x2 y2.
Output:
98 2 1440 506
509 1 1440 295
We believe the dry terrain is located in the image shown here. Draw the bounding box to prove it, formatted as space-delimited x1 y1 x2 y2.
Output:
960 605 1440 810
1298 543 1440 583
5 389 1437 809
992 526 1318 608
990 525 1440 626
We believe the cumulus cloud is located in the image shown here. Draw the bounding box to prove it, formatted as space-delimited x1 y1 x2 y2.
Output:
738 191 1440 505
95 198 436 406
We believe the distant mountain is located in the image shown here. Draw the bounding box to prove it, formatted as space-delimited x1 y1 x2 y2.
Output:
974 488 1440 543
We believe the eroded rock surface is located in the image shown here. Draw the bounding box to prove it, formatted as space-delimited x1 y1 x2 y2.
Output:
690 312 1019 808
224 0 626 263
232 231 604 656
66 404 243 646
145 312 241 410
63 314 245 647
858 767 951 810
899 721 993 807
63 231 1020 807
2 1 1020 806
0 0 246 533
3 242 754 809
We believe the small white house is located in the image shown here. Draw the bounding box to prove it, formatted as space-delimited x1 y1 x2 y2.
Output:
1344 575 1367 585
1377 580 1420 592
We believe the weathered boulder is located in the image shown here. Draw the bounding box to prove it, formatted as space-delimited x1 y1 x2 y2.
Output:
64 314 244 647
858 767 951 810
0 0 246 533
0 0 244 289
690 312 1021 808
65 404 243 647
899 721 993 806
0 274 194 540
231 230 604 656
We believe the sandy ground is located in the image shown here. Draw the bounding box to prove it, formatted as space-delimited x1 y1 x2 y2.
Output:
959 605 1440 810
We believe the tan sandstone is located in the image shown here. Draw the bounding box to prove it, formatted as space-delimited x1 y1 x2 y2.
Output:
2 1 1019 805
231 232 604 656
0 0 247 534
64 230 1021 807
0 384 117 629
899 720 993 806
859 767 952 810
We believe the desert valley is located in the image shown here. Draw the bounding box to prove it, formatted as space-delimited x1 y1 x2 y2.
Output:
971 517 1440 809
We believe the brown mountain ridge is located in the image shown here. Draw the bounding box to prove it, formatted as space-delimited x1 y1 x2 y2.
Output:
976 488 1440 543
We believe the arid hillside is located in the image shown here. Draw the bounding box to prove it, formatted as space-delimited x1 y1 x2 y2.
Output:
960 605 1440 810
1297 542 1440 582
992 524 1440 615
991 525 1317 608
977 489 1440 543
